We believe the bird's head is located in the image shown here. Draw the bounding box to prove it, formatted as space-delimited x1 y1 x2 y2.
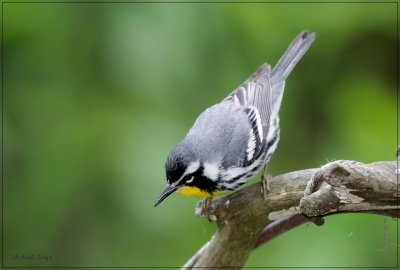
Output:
154 142 220 207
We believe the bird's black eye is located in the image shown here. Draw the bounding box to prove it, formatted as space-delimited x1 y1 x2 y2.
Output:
183 174 194 182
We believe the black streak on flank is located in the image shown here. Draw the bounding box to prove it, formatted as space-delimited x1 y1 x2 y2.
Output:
266 131 279 150
226 131 279 184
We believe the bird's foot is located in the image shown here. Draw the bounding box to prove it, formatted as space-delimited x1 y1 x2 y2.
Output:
195 198 217 222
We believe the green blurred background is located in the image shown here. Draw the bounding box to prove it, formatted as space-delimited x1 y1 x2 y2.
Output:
2 2 397 268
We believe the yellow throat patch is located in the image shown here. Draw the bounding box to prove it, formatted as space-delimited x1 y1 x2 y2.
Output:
176 186 224 198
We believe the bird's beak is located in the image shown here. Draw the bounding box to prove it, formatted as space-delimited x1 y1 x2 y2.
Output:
154 183 178 207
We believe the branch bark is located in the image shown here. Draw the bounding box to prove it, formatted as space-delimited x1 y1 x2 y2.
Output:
182 160 398 269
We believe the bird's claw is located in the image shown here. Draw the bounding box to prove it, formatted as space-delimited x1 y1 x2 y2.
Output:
195 198 217 222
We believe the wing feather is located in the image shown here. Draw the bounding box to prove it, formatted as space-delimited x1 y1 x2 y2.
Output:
242 106 265 165
222 31 315 167
224 64 273 138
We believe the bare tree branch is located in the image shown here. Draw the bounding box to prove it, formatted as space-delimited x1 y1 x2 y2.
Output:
254 213 322 249
182 160 398 269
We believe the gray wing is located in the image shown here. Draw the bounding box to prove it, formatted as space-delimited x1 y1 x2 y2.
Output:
223 30 316 164
225 30 316 124
224 64 272 164
224 64 272 133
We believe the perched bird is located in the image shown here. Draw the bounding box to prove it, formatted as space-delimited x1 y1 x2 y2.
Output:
155 30 316 207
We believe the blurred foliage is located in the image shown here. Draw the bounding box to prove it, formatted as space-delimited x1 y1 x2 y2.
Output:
2 2 397 268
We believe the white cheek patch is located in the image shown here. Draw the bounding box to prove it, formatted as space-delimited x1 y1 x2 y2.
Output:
203 162 220 180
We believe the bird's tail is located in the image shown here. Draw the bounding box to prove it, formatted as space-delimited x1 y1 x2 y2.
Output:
271 30 316 86
269 31 316 118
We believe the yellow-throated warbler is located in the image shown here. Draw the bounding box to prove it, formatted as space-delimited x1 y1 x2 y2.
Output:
155 31 316 206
